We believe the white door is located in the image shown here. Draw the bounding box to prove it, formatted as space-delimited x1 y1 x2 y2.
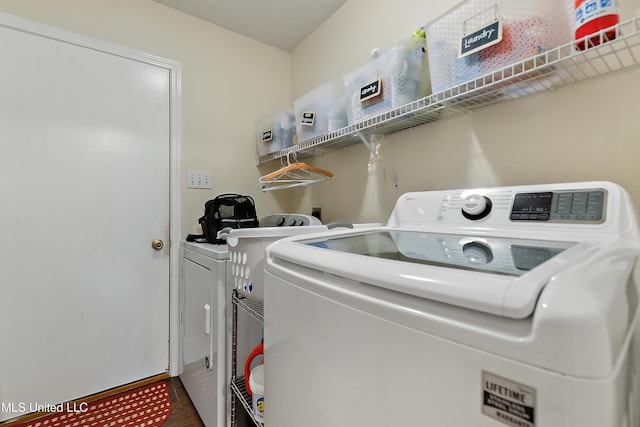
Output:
0 16 179 421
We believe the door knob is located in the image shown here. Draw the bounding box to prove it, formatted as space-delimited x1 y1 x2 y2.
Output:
151 239 164 250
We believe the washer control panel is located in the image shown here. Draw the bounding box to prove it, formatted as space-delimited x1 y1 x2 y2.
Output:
510 190 606 223
393 183 613 227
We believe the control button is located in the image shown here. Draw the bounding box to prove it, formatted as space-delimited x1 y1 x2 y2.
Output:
587 192 604 217
461 194 492 220
463 242 494 265
555 193 572 214
277 216 285 226
571 193 588 214
289 219 298 226
588 192 604 204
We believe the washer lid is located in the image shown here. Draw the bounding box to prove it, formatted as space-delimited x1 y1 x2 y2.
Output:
270 229 598 318
308 230 573 277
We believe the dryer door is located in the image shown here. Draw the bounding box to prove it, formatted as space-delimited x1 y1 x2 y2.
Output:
182 257 215 368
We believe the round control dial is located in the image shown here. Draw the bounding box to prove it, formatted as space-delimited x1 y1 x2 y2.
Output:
461 194 492 220
462 242 494 265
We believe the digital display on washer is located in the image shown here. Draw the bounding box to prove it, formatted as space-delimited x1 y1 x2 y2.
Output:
511 189 606 222
511 192 553 221
306 231 573 277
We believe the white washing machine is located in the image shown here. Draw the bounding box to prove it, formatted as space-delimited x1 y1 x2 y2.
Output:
180 241 228 427
264 181 640 427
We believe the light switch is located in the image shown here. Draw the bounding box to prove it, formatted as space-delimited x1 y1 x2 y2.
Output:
187 171 212 189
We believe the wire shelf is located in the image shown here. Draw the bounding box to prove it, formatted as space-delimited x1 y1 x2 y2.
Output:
257 17 640 165
232 292 264 325
230 290 264 427
231 377 264 427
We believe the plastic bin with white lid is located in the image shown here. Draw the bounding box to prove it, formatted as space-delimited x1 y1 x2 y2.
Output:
249 364 265 422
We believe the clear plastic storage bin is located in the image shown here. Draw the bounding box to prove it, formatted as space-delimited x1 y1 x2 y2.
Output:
294 79 347 143
426 0 573 94
255 110 296 157
344 37 430 126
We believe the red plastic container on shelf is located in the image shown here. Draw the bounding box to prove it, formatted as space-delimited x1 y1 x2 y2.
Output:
244 340 263 396
575 0 619 50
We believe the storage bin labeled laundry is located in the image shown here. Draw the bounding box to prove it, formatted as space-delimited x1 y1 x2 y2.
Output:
255 110 296 157
294 79 347 143
343 37 431 126
425 0 573 94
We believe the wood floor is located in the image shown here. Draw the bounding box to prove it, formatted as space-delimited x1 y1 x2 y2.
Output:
164 376 205 427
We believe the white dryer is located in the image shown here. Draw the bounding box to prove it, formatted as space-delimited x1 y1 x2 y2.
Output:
180 241 263 427
180 241 228 427
264 181 640 427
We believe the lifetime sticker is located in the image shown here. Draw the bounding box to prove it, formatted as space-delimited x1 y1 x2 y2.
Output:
482 371 536 427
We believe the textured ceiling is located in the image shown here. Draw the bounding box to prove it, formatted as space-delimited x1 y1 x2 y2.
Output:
153 0 347 52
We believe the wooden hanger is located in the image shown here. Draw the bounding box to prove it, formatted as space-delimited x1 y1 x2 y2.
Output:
259 152 333 191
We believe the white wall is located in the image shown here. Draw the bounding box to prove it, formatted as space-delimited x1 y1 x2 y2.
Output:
289 0 640 224
0 0 293 235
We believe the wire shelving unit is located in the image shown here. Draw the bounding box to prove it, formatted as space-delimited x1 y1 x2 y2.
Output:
257 18 640 165
230 291 264 427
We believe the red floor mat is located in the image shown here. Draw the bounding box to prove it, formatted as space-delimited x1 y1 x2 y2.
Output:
13 382 172 427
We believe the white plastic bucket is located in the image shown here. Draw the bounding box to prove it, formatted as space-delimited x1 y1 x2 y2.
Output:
249 364 265 422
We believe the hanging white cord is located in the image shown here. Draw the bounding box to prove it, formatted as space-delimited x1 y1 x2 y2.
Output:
356 132 399 187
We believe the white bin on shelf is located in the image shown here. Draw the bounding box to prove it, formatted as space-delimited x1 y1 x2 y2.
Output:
425 0 573 93
294 79 347 143
343 37 430 126
255 110 296 157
